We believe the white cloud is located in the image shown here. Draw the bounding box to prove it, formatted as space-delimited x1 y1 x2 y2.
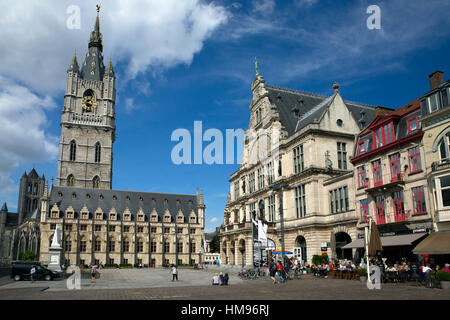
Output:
0 0 229 94
0 76 58 192
210 217 218 223
252 0 275 15
124 97 136 113
0 0 228 194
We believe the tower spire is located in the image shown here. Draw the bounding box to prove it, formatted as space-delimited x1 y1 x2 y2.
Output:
89 4 103 51
81 4 105 80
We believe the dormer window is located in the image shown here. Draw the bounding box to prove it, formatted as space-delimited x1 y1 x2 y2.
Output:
99 194 104 200
358 140 368 154
81 211 89 219
125 196 130 201
177 216 184 223
164 215 171 223
151 214 158 222
124 214 131 221
407 117 418 133
96 212 103 220
373 122 394 149
137 214 145 222
190 216 196 223
109 213 116 221
51 210 59 219
66 211 74 219
112 195 117 200
427 93 439 113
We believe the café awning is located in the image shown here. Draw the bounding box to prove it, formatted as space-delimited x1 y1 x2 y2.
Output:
342 233 427 249
412 231 450 255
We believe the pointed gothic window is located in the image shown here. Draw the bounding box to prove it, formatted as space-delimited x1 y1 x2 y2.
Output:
69 140 76 161
67 174 74 187
94 142 101 163
93 176 100 189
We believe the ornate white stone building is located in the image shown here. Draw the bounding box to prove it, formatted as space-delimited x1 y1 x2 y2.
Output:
218 73 380 266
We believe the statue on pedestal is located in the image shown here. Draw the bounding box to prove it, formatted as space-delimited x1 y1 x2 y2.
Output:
48 225 63 272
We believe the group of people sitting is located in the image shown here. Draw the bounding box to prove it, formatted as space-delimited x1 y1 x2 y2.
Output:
385 262 410 272
212 272 229 285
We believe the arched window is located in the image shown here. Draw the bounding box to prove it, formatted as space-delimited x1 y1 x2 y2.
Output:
67 174 74 187
69 140 76 161
94 142 101 163
93 176 100 189
439 132 450 161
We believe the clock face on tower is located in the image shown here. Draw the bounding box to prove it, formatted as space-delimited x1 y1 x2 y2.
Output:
81 90 97 112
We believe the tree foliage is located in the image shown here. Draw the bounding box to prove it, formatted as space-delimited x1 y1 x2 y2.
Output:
19 251 35 261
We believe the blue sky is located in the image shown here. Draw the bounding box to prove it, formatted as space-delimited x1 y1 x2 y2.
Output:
0 0 449 232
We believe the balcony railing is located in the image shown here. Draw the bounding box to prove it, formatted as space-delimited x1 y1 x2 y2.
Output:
394 211 408 222
390 172 404 183
431 158 450 172
365 172 406 193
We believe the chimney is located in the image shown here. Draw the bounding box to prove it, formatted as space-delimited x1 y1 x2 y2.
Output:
429 70 444 90
375 106 394 117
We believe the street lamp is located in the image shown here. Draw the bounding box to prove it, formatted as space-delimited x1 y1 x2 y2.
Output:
271 183 291 265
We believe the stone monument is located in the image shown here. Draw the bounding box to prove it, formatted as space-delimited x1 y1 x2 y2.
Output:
48 224 63 271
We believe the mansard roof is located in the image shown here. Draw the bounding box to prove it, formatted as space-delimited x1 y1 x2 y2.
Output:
265 85 378 136
49 186 198 219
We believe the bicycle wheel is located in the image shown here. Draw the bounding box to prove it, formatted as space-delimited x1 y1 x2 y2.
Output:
248 269 257 279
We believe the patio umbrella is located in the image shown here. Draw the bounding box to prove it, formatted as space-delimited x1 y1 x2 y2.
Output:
368 220 382 257
272 250 293 255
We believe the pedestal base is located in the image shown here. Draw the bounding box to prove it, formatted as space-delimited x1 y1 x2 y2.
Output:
48 247 62 272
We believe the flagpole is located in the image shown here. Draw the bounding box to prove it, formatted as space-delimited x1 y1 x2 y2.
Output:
365 216 371 286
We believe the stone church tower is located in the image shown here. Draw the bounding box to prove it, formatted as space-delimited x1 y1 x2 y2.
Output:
57 8 116 190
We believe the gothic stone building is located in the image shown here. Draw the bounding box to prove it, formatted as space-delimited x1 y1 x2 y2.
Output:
0 169 44 262
218 73 379 266
2 9 206 267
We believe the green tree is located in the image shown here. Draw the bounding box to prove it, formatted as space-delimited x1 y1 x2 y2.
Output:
210 234 220 253
19 251 35 261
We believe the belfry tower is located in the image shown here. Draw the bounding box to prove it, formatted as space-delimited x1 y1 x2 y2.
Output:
57 6 116 190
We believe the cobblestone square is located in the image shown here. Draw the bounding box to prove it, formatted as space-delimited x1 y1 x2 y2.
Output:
0 269 449 300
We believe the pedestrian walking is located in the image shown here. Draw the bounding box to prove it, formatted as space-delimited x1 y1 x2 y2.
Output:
91 265 97 283
269 259 277 284
30 265 36 283
171 265 179 281
219 272 224 285
277 261 284 283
